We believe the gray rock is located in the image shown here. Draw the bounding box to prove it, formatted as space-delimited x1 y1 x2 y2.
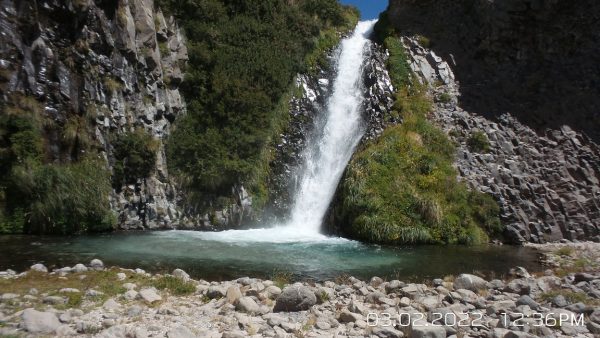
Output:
124 290 138 300
116 272 127 281
207 286 226 299
226 285 242 304
453 274 487 291
30 263 48 273
21 308 61 334
127 305 143 317
504 279 531 295
339 310 363 323
166 325 197 338
72 264 88 273
516 295 540 310
372 326 404 338
139 288 162 303
103 298 121 311
410 324 445 338
235 296 260 314
273 285 317 312
172 268 190 282
590 309 600 324
265 285 282 299
90 259 104 270
385 280 405 293
552 294 568 307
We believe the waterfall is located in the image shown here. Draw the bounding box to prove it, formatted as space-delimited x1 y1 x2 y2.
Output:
286 20 376 234
194 20 376 243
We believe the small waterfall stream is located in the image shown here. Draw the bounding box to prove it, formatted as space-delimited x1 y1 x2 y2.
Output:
195 20 376 243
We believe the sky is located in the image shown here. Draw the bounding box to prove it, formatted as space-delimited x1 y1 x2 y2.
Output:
340 0 388 20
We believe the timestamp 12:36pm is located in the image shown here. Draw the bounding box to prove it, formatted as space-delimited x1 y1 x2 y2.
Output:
366 312 586 328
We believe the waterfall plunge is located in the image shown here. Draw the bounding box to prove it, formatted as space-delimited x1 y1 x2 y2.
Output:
195 21 376 243
286 20 376 234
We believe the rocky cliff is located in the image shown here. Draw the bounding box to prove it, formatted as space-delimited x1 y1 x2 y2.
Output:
386 0 600 143
0 0 187 229
378 5 600 243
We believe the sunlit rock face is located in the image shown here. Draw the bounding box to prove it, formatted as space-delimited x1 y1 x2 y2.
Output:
0 0 187 229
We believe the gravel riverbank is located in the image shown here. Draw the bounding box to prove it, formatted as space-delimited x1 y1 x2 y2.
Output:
0 243 599 337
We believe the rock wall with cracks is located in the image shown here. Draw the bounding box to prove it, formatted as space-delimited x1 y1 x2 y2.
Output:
0 0 188 229
402 36 600 243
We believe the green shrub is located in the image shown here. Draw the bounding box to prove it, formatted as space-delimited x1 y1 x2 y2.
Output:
152 276 196 296
384 37 412 90
112 129 158 188
467 131 491 153
162 0 357 204
438 92 452 103
5 157 116 235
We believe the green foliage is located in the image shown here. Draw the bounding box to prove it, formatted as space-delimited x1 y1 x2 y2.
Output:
438 92 452 103
467 131 491 153
112 129 158 188
384 37 412 90
152 276 196 296
5 157 116 235
162 0 356 202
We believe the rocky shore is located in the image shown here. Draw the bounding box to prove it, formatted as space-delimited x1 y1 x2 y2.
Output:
0 243 598 337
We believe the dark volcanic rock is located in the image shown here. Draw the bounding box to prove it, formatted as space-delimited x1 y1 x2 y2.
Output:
386 0 600 143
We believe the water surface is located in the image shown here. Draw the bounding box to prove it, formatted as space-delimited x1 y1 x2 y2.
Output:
0 231 541 281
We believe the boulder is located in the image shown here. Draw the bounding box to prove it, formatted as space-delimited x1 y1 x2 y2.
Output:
226 285 242 304
207 286 226 299
453 274 487 292
72 264 88 273
235 296 260 314
21 308 61 334
172 268 190 282
139 288 162 304
166 325 197 338
30 264 48 273
273 285 317 312
90 259 104 270
410 324 445 338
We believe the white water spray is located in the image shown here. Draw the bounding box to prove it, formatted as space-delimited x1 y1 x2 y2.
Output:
194 20 376 243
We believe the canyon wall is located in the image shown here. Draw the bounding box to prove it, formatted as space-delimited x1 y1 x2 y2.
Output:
377 0 600 243
0 0 187 229
387 0 600 143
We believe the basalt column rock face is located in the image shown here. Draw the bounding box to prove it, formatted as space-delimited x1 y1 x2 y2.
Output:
0 0 188 229
402 36 600 243
387 0 600 143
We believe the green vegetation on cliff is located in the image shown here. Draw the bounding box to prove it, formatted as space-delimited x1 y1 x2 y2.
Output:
161 0 358 208
335 30 501 245
0 94 116 234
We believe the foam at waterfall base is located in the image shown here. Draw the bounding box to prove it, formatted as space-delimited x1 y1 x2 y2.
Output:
181 227 352 244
